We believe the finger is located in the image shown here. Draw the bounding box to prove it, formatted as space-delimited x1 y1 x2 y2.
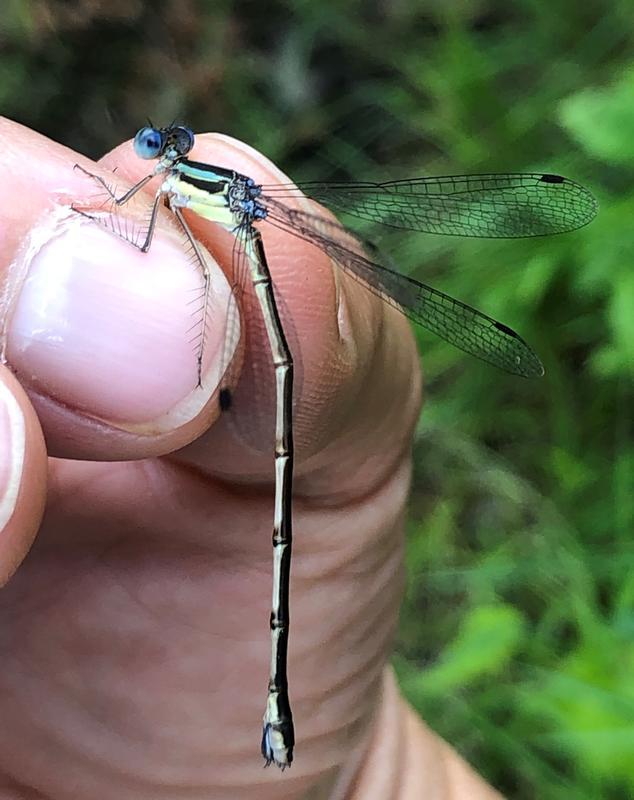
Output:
100 132 423 500
0 365 46 585
0 117 239 460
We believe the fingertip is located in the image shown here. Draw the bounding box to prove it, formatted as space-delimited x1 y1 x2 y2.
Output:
0 366 47 586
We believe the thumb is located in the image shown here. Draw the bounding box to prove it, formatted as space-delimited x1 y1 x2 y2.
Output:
0 117 237 461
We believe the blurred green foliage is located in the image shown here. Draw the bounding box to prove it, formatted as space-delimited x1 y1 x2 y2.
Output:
1 0 632 796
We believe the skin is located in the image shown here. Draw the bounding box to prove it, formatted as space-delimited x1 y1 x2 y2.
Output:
0 117 502 799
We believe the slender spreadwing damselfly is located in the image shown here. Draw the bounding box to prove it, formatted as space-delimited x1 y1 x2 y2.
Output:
73 123 597 769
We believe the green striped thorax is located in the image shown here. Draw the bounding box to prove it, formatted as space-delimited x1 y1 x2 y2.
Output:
133 123 268 227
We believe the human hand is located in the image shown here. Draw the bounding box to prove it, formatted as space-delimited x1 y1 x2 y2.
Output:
0 117 501 799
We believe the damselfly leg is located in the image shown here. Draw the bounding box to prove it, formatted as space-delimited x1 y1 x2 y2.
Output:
73 164 214 385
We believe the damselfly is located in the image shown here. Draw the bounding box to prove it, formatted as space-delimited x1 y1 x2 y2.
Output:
74 124 597 769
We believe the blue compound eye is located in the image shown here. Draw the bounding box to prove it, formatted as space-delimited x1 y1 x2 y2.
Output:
133 127 164 159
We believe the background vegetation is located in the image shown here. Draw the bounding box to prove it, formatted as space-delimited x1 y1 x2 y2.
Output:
1 1 632 797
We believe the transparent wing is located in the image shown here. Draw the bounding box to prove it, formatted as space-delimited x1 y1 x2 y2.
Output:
262 198 544 377
261 173 597 238
214 222 251 407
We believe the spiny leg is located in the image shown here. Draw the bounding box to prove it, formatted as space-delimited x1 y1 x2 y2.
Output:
172 206 212 387
73 167 210 385
73 164 154 206
73 165 164 254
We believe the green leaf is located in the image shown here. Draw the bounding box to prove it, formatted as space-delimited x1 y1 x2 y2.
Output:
421 604 526 694
559 66 634 164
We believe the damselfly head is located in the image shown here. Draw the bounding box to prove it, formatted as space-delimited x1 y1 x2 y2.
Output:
133 124 195 161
